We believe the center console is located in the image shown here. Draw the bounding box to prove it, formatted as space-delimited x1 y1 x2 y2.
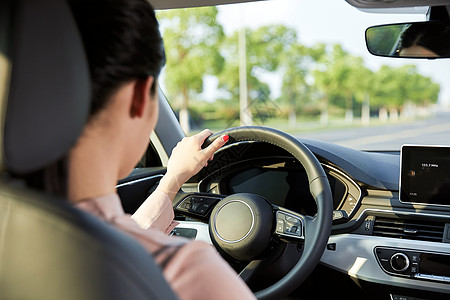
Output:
375 247 450 283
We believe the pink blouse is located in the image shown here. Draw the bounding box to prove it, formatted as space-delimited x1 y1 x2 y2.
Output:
75 191 256 300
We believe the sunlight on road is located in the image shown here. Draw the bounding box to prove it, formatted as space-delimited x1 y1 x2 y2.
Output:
337 122 450 149
297 111 450 150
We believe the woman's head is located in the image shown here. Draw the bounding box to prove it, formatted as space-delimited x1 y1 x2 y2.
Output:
69 0 166 117
399 22 450 57
21 0 166 196
68 0 167 182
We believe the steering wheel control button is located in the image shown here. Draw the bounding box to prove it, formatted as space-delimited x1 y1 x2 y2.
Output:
285 215 299 223
275 211 304 239
276 220 285 233
177 195 221 217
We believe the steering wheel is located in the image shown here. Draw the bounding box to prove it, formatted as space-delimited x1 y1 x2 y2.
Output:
176 126 333 300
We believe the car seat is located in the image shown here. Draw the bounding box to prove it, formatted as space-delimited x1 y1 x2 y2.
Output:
0 0 179 299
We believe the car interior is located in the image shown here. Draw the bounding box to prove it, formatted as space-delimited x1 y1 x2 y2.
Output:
1 0 450 300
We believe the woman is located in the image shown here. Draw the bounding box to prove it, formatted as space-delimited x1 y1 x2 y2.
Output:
48 0 256 299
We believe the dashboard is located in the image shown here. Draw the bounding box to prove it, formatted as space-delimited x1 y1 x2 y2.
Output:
198 155 362 222
173 139 450 298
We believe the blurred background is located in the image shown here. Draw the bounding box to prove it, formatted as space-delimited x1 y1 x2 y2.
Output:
157 0 450 150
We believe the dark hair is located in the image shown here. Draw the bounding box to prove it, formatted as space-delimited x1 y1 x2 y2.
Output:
69 0 166 117
399 21 450 57
21 0 166 196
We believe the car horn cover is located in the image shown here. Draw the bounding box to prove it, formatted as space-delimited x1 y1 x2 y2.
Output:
209 193 273 261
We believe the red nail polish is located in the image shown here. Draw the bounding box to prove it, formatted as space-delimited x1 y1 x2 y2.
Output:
222 135 229 142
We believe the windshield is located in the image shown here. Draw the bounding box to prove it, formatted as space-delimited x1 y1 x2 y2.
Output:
157 0 450 151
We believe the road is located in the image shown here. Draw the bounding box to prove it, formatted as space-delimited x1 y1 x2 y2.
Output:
295 111 450 151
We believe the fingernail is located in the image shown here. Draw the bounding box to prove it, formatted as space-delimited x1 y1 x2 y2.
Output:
222 135 229 142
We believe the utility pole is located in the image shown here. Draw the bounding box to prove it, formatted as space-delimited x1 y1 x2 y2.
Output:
361 92 370 126
239 19 252 126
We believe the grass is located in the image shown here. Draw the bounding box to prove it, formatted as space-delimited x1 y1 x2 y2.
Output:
191 115 422 135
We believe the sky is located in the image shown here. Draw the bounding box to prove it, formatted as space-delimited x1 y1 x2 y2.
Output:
214 0 450 105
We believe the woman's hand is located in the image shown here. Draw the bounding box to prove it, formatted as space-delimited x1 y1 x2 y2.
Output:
156 129 229 199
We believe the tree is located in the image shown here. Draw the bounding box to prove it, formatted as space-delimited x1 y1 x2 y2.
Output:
406 70 440 107
158 7 225 133
312 44 356 125
218 25 297 124
371 65 398 120
349 59 373 125
279 43 325 127
372 65 440 121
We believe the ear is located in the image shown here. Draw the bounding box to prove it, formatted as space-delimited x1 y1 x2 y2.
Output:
130 76 154 118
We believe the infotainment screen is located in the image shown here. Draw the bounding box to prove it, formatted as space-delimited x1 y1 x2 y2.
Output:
400 145 450 206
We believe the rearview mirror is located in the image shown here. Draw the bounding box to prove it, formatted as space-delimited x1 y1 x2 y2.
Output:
365 21 450 58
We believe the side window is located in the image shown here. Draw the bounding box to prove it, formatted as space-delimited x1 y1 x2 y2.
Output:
136 142 163 168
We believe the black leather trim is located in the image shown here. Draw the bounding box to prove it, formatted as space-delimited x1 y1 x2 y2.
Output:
204 126 333 300
205 126 326 183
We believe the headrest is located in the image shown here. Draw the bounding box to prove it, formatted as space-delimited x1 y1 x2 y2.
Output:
1 0 90 174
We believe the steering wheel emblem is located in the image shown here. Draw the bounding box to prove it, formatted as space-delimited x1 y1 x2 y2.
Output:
213 200 255 243
209 193 274 261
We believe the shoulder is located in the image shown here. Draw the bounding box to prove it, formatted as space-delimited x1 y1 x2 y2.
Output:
154 239 216 270
163 241 256 300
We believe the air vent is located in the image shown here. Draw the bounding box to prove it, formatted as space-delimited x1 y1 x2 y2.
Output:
373 217 445 243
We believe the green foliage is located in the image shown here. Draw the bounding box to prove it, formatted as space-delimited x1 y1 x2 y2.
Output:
279 43 320 114
218 25 297 106
372 65 440 109
158 7 441 130
157 7 225 104
310 44 371 114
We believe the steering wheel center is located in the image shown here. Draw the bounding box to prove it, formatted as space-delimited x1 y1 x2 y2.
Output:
214 200 255 243
209 193 273 261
